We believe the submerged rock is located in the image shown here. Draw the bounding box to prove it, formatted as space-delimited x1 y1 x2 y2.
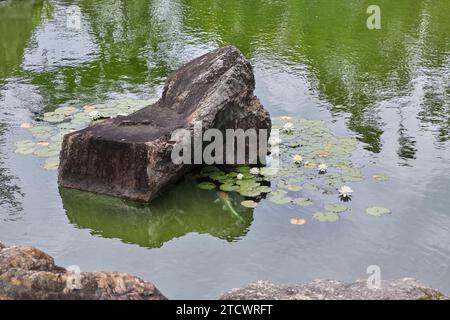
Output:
0 242 166 300
220 279 448 300
58 46 271 202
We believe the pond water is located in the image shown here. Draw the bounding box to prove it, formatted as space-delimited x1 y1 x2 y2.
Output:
0 0 449 299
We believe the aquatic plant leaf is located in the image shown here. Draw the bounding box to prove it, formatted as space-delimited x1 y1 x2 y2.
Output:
54 106 78 115
290 218 306 225
366 207 391 216
43 157 60 170
241 200 258 208
287 185 303 192
324 203 348 213
34 147 60 157
238 188 261 197
15 140 35 148
303 183 319 191
197 182 216 190
373 174 389 181
313 211 339 222
220 184 240 192
15 147 34 155
260 167 278 176
292 198 313 206
268 191 292 204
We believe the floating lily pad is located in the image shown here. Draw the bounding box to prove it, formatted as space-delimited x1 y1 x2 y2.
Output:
30 126 52 139
34 147 60 157
373 174 389 181
54 106 78 115
238 188 262 198
43 112 66 123
219 184 240 192
366 207 391 217
290 218 306 225
260 167 279 176
292 198 313 207
324 203 348 213
241 200 258 208
15 147 34 155
15 140 35 148
197 182 216 190
313 211 340 222
43 157 59 170
256 185 272 193
287 184 303 192
269 191 292 204
303 183 319 191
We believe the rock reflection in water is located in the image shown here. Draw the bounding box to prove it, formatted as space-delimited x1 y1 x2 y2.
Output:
61 180 254 248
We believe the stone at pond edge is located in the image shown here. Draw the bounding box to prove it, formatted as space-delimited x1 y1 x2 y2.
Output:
58 46 271 202
0 243 166 300
220 279 448 300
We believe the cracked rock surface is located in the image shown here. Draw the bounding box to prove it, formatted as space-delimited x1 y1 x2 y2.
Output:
0 242 166 300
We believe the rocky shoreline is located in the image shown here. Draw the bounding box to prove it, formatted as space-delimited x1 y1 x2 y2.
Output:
0 242 447 300
0 242 166 300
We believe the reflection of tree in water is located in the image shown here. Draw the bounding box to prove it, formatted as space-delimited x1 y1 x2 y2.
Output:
0 0 52 78
0 123 23 219
61 180 254 248
3 0 448 156
181 0 450 153
0 0 52 219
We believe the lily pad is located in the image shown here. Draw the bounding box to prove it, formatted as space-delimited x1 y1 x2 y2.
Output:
313 211 340 222
373 174 389 181
219 184 240 192
241 200 258 208
290 218 306 225
15 147 34 155
197 182 216 190
303 183 319 191
269 191 292 204
15 140 35 148
34 147 60 158
30 126 52 139
43 157 60 170
287 185 303 192
292 198 313 207
324 203 348 213
238 189 262 198
366 207 391 217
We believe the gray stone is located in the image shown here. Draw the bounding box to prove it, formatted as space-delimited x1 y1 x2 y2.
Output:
0 243 166 300
58 46 271 202
220 279 448 300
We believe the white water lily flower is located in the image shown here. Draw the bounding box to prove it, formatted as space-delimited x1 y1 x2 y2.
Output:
283 122 294 133
250 168 260 175
318 164 328 173
293 155 303 164
236 173 244 180
339 185 354 199
89 110 101 120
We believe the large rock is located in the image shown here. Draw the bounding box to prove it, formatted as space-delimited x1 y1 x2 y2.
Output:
58 46 271 202
220 279 448 300
0 242 166 300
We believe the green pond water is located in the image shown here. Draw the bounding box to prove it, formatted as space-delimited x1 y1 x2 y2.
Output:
0 0 449 299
